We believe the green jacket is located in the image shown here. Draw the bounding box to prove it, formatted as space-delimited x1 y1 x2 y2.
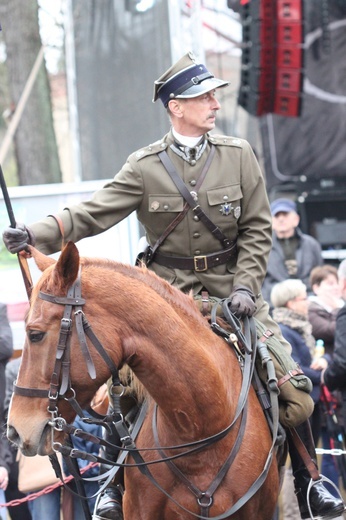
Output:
31 131 272 300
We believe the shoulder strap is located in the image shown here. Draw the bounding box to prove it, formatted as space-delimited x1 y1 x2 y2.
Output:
158 146 232 249
149 145 215 259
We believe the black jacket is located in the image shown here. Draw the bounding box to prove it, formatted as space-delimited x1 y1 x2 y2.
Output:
324 304 346 391
261 228 323 305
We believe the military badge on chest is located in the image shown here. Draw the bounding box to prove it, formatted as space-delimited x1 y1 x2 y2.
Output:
219 203 241 218
219 202 232 216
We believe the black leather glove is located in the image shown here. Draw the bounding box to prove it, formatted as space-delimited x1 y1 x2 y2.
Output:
2 223 35 254
228 285 257 319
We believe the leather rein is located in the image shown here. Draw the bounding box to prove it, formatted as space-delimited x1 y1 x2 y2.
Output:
13 271 280 520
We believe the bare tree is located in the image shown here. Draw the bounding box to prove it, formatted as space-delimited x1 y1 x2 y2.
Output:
0 0 61 185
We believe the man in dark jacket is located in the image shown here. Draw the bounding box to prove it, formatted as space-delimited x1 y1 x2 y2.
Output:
323 260 346 403
262 198 323 306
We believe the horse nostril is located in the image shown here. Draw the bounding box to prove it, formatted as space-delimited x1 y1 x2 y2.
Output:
7 424 20 446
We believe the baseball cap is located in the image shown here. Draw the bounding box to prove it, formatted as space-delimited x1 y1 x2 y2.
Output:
153 51 229 107
270 198 297 216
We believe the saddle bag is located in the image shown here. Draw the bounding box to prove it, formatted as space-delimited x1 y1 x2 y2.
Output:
254 318 314 428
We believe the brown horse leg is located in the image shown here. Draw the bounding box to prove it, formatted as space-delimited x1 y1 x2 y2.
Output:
288 420 345 519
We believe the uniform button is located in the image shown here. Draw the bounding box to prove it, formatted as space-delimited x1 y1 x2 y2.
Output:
223 195 229 200
193 232 200 238
195 250 201 255
190 159 196 166
193 216 199 222
190 179 197 186
163 204 169 210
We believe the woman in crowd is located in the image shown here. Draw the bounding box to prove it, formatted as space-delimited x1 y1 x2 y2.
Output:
271 278 330 440
271 279 331 520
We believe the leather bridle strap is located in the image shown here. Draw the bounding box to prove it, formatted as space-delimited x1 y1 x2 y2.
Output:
152 403 249 518
39 277 120 386
14 271 121 408
106 318 258 520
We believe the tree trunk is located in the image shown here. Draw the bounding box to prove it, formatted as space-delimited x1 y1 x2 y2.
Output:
0 0 61 185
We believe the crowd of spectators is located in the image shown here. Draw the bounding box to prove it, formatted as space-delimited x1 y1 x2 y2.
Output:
263 198 346 519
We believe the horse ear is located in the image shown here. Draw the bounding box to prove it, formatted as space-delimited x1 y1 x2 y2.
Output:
53 241 80 289
28 246 56 271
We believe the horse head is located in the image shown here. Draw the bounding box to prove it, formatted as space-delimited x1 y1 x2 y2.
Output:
7 242 114 455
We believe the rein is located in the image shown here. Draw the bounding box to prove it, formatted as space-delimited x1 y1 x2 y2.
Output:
14 270 281 520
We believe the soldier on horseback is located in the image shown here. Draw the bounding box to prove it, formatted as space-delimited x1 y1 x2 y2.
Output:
3 52 345 520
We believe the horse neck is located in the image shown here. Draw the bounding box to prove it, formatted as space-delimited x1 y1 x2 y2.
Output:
126 330 236 441
85 263 239 441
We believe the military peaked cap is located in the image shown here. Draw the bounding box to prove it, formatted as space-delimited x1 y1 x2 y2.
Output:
153 51 229 106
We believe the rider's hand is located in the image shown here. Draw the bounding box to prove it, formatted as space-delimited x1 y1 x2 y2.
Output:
228 285 257 319
2 223 35 254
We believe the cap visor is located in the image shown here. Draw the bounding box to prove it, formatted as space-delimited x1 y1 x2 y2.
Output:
176 78 229 99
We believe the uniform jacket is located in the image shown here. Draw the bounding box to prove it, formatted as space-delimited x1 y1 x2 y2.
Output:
324 304 346 391
261 228 323 305
30 131 272 301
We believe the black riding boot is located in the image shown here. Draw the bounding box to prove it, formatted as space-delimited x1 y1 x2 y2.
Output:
93 424 124 520
288 420 345 520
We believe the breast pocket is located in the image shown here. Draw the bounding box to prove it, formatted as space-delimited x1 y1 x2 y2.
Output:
206 184 243 232
147 194 185 235
148 194 184 213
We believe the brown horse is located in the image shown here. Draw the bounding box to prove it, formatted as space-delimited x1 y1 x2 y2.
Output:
7 242 280 519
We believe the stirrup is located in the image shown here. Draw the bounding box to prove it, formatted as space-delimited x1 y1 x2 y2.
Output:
92 486 123 520
305 475 345 520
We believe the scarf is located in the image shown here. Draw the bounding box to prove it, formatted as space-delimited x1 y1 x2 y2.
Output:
272 307 316 354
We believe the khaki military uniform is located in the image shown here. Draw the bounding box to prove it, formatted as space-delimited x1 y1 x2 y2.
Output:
31 130 290 351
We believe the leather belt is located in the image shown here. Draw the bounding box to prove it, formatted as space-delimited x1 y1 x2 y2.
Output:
153 242 237 272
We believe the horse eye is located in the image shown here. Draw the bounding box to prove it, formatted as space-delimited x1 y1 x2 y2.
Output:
28 330 46 343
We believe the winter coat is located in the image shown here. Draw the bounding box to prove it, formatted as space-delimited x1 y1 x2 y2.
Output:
279 323 328 404
308 300 340 356
324 305 346 391
261 228 323 305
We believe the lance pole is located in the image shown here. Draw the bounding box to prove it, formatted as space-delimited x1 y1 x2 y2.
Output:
0 164 33 299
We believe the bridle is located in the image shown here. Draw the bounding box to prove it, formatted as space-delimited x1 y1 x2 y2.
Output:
12 269 281 520
13 269 123 437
